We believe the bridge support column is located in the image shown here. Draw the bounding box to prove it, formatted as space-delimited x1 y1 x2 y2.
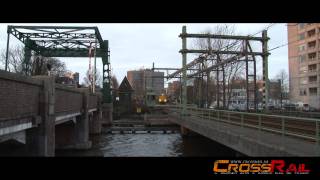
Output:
102 103 113 126
73 91 92 149
89 96 102 134
180 126 199 137
89 111 102 134
26 76 55 156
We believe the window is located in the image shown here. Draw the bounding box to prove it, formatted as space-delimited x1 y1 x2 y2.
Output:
300 77 308 85
299 54 306 63
309 88 317 96
300 66 307 73
300 89 307 96
298 44 305 52
308 52 317 61
299 33 305 40
299 23 305 29
307 29 316 37
309 75 317 83
308 64 317 72
308 40 316 49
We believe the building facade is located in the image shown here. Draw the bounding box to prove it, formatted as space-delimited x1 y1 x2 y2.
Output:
167 81 181 97
127 69 164 101
288 23 320 109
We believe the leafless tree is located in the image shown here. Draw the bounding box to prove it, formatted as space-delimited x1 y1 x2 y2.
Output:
0 45 67 76
272 69 289 106
274 69 289 94
111 75 119 89
0 45 24 73
193 24 245 108
83 69 102 88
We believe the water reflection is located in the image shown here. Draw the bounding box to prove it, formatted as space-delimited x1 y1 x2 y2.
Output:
56 132 240 157
0 131 241 157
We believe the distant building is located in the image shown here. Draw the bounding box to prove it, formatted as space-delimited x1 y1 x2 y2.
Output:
287 23 320 109
167 81 181 97
127 69 164 101
55 71 80 87
117 76 134 115
225 79 282 109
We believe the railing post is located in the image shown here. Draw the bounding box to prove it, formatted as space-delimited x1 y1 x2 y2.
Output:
227 112 230 122
217 110 220 122
316 120 319 147
281 117 285 149
281 117 285 137
241 114 244 127
202 109 204 120
258 115 261 132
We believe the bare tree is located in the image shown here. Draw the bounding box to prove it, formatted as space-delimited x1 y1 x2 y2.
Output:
1 45 67 76
0 45 24 73
273 69 289 107
274 69 289 94
193 24 245 108
83 69 102 88
111 75 119 89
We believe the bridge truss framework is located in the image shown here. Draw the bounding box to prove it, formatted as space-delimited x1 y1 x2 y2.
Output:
4 25 112 103
155 26 270 114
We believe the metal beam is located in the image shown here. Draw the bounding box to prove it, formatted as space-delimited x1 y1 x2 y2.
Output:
167 54 208 79
39 48 106 57
179 49 264 56
188 54 243 78
179 33 265 41
152 67 199 71
181 26 187 115
8 25 97 30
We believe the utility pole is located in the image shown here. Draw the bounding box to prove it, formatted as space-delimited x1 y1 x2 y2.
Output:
262 30 269 112
5 29 10 72
279 79 283 109
181 26 187 115
93 38 97 93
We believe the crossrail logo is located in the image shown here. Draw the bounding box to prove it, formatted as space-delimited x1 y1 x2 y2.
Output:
212 160 311 175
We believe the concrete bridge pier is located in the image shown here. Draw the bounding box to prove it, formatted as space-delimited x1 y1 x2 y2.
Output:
180 126 199 137
55 91 92 150
89 97 102 134
89 111 102 134
26 76 55 157
102 103 113 126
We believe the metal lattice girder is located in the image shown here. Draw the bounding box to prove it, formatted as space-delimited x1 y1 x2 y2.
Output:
179 49 264 55
40 49 107 57
7 26 105 55
179 33 265 41
167 54 209 79
6 25 112 103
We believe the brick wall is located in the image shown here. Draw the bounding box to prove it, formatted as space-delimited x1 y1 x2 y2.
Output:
0 70 100 122
55 87 83 114
0 71 41 120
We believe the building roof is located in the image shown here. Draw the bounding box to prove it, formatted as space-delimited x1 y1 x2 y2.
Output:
118 76 134 92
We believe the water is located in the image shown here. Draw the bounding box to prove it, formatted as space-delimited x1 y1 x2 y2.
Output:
56 131 241 157
0 129 241 157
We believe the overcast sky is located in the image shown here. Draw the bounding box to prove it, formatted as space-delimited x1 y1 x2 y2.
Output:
0 23 288 85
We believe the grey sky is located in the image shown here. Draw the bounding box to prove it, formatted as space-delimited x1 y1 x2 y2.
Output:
0 23 288 85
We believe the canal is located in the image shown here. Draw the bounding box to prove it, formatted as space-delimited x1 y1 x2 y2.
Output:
0 128 242 157
55 129 241 157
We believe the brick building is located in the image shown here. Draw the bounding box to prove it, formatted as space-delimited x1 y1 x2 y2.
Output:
287 23 320 109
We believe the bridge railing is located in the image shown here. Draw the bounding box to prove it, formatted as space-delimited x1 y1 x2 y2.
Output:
55 84 83 115
168 106 320 145
0 70 42 122
0 70 101 126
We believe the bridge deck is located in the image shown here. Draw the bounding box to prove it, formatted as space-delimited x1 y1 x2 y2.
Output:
169 109 320 156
